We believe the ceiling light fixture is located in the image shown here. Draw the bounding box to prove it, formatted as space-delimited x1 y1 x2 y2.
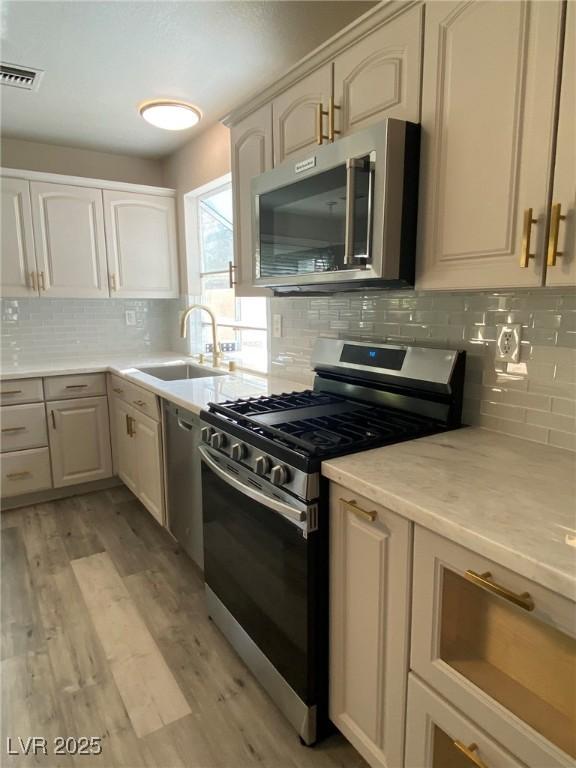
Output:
139 100 201 131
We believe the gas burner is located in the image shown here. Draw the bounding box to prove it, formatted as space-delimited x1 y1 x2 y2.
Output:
298 430 344 449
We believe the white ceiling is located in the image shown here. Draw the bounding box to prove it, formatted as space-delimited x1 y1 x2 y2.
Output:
0 1 375 158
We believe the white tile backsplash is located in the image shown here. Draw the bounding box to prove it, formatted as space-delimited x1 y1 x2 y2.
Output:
0 298 179 365
270 288 576 451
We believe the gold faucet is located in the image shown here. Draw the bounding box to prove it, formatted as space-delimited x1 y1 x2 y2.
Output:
180 304 221 368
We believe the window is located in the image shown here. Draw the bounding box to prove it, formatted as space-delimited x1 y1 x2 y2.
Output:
188 179 268 373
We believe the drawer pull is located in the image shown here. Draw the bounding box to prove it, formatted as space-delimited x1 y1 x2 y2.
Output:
1 426 26 433
39 271 46 291
112 387 124 394
453 741 489 768
65 384 88 389
6 471 32 480
51 410 57 430
464 570 534 612
133 399 146 407
2 389 23 395
519 208 537 268
341 498 377 522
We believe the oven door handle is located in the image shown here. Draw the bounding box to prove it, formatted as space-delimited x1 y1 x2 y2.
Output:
199 446 307 526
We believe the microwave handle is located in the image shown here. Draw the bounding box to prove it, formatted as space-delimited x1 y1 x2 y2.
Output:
344 158 365 266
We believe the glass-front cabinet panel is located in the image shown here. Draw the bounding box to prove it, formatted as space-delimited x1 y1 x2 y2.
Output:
257 157 372 280
439 568 576 759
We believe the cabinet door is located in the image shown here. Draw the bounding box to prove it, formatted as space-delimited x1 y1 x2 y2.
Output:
103 191 179 298
272 64 332 165
546 1 575 286
417 1 564 290
405 674 526 768
334 3 423 135
48 396 112 488
133 410 164 525
411 526 576 768
1 178 39 297
112 397 138 495
330 485 411 768
30 182 109 298
230 104 273 297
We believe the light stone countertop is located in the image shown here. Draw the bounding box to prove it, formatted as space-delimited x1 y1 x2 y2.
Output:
323 427 576 600
0 353 310 414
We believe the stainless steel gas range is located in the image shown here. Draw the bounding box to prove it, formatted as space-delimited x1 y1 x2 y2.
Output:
199 339 466 745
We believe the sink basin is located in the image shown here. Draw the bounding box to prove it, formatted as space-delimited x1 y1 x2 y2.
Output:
137 363 227 381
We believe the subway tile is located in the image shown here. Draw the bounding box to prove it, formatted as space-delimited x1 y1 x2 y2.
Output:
525 409 576 432
548 430 576 451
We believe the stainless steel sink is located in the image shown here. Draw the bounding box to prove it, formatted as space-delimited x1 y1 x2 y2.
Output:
137 363 226 381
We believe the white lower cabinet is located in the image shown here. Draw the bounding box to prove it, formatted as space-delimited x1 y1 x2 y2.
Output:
330 484 411 768
411 526 576 768
1 447 52 497
111 392 164 525
405 674 526 768
47 396 112 488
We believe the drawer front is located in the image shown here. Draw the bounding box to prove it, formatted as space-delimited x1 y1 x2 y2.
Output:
411 526 576 768
405 674 526 768
108 374 159 420
1 403 48 452
1 447 52 497
0 378 43 405
44 373 107 401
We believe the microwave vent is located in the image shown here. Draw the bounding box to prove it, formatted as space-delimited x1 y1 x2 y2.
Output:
0 63 44 91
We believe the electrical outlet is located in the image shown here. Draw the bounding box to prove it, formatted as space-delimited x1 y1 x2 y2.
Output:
496 324 522 362
125 310 136 326
272 314 282 338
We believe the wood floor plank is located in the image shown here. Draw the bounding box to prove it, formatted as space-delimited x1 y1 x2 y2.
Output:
1 527 45 660
1 651 72 768
71 552 191 738
76 494 151 577
20 503 70 578
53 496 105 562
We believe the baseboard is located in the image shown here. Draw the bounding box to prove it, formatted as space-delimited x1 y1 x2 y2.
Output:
1 476 123 512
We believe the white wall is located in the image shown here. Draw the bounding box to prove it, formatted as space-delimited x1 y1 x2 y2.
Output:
0 137 166 186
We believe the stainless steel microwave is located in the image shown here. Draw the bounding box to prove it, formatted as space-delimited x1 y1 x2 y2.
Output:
251 119 419 294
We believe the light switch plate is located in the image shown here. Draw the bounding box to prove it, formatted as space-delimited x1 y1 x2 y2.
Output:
272 314 282 338
496 324 521 362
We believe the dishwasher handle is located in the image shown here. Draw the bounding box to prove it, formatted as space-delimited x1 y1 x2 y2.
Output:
177 417 194 431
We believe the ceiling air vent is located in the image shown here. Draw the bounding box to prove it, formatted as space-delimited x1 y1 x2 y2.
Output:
0 62 44 91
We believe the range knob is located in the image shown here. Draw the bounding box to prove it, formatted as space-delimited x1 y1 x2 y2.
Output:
210 431 227 450
231 442 247 461
200 427 212 443
255 455 271 476
270 464 290 486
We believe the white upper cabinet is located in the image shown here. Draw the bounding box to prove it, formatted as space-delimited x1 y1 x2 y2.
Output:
1 178 39 297
546 0 575 286
103 191 179 298
272 64 332 165
417 0 565 290
334 3 423 134
230 104 273 297
30 181 110 298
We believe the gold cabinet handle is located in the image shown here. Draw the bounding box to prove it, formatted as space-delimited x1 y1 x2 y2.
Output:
130 416 136 436
453 741 489 768
109 273 117 291
133 399 146 407
6 471 32 480
29 271 38 291
316 102 329 145
65 384 88 389
1 426 26 433
228 261 237 288
464 570 534 611
519 208 537 267
112 387 124 394
2 389 23 395
340 498 377 522
547 202 566 267
125 413 131 436
328 96 341 143
50 410 57 429
38 271 46 291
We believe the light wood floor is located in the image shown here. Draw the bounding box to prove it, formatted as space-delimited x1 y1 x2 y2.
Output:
1 488 368 768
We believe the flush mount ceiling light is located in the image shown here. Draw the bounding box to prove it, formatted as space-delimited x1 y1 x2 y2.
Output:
139 100 201 131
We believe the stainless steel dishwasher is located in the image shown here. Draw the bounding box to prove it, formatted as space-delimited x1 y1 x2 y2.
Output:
163 401 204 569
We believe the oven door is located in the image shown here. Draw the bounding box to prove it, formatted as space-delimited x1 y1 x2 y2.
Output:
199 445 325 709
